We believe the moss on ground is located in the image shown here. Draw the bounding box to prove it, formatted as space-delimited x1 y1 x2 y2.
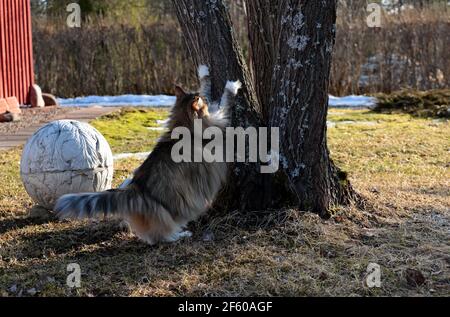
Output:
373 89 450 118
90 108 170 153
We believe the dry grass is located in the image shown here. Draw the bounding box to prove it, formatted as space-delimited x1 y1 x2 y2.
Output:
0 109 449 297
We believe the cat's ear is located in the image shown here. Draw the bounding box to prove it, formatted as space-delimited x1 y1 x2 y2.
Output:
174 85 186 99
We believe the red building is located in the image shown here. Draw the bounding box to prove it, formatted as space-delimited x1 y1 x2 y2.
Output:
0 0 34 108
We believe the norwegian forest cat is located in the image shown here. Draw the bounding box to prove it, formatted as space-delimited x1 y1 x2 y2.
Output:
55 65 241 245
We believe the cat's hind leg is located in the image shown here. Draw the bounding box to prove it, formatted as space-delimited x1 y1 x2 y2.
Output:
163 230 193 243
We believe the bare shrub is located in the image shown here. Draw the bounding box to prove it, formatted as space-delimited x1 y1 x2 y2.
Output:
33 17 195 97
32 3 449 97
331 2 449 95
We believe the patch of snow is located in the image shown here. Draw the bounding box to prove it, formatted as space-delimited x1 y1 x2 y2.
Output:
329 95 377 109
157 119 169 126
113 152 151 161
57 94 378 109
57 95 176 107
147 127 166 132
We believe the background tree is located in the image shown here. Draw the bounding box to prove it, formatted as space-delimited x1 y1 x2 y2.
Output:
172 0 357 218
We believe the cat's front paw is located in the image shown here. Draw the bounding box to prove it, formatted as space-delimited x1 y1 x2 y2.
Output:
225 80 242 96
198 65 210 79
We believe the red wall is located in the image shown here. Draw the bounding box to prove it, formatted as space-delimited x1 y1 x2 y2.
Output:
0 0 34 105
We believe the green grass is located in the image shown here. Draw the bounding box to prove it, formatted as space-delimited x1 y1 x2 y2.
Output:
328 110 404 123
0 107 449 297
90 108 169 153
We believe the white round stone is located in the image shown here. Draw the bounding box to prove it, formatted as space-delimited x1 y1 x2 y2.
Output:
20 120 114 210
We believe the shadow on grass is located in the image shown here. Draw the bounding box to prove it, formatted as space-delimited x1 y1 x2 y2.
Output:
404 186 450 199
6 220 128 261
0 206 58 235
2 220 222 296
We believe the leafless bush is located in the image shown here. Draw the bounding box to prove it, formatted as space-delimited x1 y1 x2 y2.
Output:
32 3 449 97
331 2 449 95
33 18 195 97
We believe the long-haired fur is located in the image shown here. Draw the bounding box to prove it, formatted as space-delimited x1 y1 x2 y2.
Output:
55 65 241 245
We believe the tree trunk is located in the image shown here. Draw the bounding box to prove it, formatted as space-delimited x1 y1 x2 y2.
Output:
246 0 356 218
245 0 281 121
172 0 357 218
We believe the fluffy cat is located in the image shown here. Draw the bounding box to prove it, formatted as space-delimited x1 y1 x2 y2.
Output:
54 65 241 245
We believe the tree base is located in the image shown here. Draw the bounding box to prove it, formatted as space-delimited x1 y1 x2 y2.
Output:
214 160 360 221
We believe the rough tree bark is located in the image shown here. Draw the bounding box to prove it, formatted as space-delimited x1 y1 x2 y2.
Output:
247 1 356 218
172 0 357 218
245 0 281 121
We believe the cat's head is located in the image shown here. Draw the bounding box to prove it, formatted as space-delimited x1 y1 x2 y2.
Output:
172 86 210 122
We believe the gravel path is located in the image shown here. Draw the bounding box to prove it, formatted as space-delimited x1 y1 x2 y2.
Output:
0 107 76 135
0 106 117 151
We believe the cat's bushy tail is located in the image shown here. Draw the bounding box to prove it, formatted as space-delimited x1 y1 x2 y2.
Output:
54 187 142 220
